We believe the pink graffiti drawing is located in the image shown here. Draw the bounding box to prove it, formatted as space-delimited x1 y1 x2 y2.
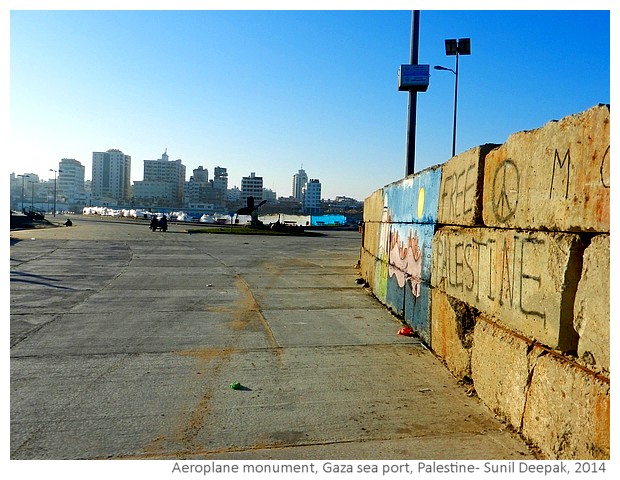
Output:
389 228 423 297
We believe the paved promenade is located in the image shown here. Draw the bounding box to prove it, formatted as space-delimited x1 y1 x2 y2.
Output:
10 215 534 461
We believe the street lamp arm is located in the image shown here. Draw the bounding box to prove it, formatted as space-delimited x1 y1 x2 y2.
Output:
434 65 456 75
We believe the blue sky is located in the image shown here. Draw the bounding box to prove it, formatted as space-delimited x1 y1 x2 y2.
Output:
6 2 613 201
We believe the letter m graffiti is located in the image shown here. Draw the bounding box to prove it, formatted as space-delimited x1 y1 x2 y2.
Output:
549 148 570 199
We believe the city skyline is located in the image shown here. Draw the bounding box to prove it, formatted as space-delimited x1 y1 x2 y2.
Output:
7 4 613 201
9 156 336 215
9 156 325 201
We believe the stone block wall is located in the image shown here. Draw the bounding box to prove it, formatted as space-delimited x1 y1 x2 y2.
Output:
359 104 610 459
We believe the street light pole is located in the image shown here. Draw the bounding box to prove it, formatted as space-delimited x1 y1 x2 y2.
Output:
433 64 458 157
405 10 421 176
434 38 470 158
17 174 27 213
451 53 459 157
50 169 57 217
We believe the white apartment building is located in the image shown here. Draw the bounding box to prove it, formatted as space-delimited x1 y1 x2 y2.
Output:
92 149 131 202
192 166 209 183
303 178 322 214
135 150 186 206
213 167 228 191
227 186 241 203
241 172 263 204
292 167 308 202
184 166 209 204
57 158 85 203
132 180 176 204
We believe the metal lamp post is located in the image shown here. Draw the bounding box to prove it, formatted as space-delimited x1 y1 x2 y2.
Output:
17 174 27 213
49 169 58 217
434 37 470 157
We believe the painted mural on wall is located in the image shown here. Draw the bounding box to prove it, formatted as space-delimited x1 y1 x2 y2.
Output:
389 227 422 297
380 165 441 292
383 166 442 224
370 166 442 343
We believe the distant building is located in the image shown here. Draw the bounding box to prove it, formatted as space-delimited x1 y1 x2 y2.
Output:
184 166 209 205
260 196 302 215
57 158 85 204
213 167 228 191
227 186 241 203
92 149 131 202
192 165 209 183
263 188 277 201
134 149 186 207
292 167 308 202
133 180 176 205
303 178 322 214
184 165 227 211
241 172 263 204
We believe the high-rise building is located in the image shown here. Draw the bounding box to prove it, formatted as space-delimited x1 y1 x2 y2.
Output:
57 158 85 202
135 149 186 206
292 167 308 202
213 167 228 191
303 178 322 214
184 166 209 206
263 188 277 201
241 172 263 204
192 166 209 183
92 149 131 202
227 186 241 203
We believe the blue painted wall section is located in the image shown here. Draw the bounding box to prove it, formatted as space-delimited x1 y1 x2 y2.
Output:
378 166 441 343
383 166 441 224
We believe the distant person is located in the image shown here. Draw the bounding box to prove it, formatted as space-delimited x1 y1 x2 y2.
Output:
150 215 159 232
160 215 168 232
64 219 72 227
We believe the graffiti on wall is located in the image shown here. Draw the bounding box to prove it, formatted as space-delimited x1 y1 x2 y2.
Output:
550 145 611 197
490 143 610 227
388 227 422 297
491 159 520 223
432 230 551 322
549 148 571 200
601 146 610 188
440 159 478 222
384 166 442 224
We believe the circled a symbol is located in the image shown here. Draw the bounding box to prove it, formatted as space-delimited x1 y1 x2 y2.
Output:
492 159 520 222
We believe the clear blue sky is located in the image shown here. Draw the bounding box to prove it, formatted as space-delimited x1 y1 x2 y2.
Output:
7 3 612 201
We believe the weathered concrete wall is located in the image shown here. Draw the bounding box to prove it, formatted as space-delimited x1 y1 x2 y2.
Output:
437 144 499 226
521 352 610 459
360 104 610 459
573 234 610 373
430 289 474 380
431 227 583 351
481 105 610 232
472 317 610 459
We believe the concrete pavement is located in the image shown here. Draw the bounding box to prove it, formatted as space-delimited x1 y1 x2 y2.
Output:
10 215 535 460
